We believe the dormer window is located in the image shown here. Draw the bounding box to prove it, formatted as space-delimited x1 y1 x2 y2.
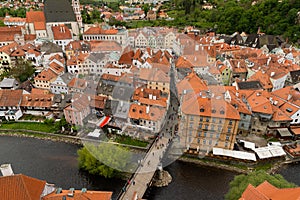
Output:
220 109 225 114
212 108 216 113
200 106 204 112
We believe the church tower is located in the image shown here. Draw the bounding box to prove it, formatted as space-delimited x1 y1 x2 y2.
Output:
72 0 83 32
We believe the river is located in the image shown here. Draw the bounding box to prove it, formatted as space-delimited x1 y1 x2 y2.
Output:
0 136 299 200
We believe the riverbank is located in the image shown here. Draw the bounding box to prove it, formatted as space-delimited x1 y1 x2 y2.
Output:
178 155 289 175
0 129 82 145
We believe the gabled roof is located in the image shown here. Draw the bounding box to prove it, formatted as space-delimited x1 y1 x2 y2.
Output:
0 174 46 200
248 71 272 90
0 89 22 107
119 50 134 65
247 92 273 114
83 26 118 35
21 93 54 108
128 104 165 121
68 78 87 90
272 106 291 122
181 94 240 120
240 181 300 200
138 68 170 83
177 72 208 96
52 25 72 40
43 189 112 200
34 69 58 82
26 10 45 23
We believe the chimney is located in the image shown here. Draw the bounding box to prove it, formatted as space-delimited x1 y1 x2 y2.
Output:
153 95 156 100
88 95 91 101
149 94 153 100
270 72 275 77
0 164 14 176
146 106 150 114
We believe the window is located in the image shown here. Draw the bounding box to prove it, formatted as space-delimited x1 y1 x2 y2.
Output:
227 128 231 133
203 139 206 145
189 130 192 136
206 118 210 122
189 122 194 128
229 120 233 125
197 138 200 144
204 132 207 137
198 123 202 129
226 135 230 141
211 124 215 130
200 117 203 122
205 124 209 130
225 142 228 148
210 133 213 138
216 133 220 138
190 116 194 121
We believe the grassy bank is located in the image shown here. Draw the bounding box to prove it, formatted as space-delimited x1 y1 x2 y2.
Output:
114 135 148 148
179 155 279 174
0 122 56 133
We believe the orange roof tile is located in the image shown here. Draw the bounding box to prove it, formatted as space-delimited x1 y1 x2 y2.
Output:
175 56 193 69
52 25 72 40
0 89 23 107
247 92 273 114
34 69 58 82
26 10 45 23
177 72 208 96
43 190 112 200
272 106 291 122
248 71 272 90
119 50 134 65
240 181 300 200
34 21 46 30
128 104 165 121
68 78 87 90
181 94 240 120
21 93 54 108
84 26 118 35
0 174 46 200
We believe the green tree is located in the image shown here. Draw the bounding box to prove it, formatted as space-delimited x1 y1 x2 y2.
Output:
9 59 35 83
77 143 135 178
225 170 297 200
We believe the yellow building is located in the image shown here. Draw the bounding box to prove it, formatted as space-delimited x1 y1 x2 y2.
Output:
179 93 240 154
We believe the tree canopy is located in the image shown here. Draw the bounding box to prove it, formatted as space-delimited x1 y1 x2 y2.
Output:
77 143 135 178
225 170 297 200
165 0 300 44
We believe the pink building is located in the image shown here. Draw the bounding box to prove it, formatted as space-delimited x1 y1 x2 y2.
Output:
64 94 90 126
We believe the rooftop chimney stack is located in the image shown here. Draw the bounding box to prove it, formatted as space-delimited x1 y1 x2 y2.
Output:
0 164 14 176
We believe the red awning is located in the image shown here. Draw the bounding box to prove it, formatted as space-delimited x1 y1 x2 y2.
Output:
100 116 111 128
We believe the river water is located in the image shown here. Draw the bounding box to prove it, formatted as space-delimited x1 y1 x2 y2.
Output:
0 136 299 200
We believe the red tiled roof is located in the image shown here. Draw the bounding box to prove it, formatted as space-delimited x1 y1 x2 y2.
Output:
240 181 300 200
34 21 46 30
119 50 134 65
0 174 46 200
0 26 22 42
21 93 54 108
43 189 112 200
68 78 87 90
84 26 118 35
26 11 45 23
0 89 23 107
52 25 72 40
128 104 165 121
34 69 58 82
181 94 240 120
177 72 208 96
